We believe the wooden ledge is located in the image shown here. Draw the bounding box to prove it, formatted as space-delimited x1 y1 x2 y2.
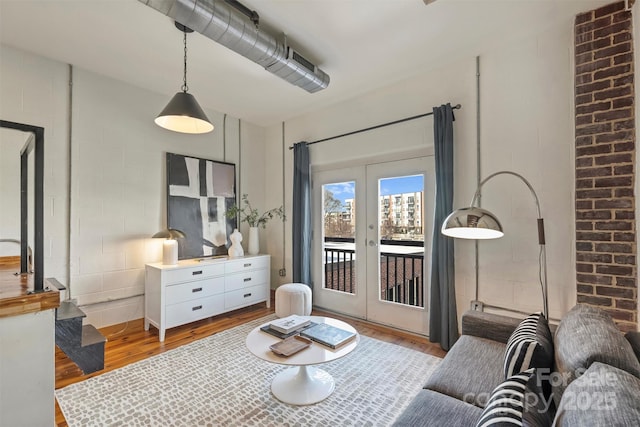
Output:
0 258 60 318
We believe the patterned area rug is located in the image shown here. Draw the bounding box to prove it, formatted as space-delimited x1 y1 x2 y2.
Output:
56 315 441 426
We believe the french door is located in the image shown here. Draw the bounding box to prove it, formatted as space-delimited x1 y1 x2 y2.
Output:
312 157 434 335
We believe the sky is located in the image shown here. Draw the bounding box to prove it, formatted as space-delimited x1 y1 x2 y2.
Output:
325 175 423 206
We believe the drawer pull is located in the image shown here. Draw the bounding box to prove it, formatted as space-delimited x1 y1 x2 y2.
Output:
243 277 252 282
243 263 252 267
244 293 252 298
192 270 203 276
192 287 203 293
192 305 203 311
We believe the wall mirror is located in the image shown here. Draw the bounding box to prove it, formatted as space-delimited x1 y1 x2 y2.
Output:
0 120 44 292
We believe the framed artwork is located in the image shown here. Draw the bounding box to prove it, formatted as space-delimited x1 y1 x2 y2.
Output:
166 152 237 259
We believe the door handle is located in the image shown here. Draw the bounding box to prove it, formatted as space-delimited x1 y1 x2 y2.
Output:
368 240 378 247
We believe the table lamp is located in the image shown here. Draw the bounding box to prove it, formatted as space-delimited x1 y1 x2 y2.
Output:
152 228 186 265
441 171 549 319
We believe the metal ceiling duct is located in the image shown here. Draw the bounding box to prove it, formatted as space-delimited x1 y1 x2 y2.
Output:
139 0 330 93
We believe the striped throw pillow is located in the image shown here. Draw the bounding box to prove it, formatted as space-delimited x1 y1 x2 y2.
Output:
503 313 553 379
475 369 552 427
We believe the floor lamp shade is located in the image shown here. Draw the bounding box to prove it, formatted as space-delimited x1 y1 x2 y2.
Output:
155 92 214 134
441 207 504 239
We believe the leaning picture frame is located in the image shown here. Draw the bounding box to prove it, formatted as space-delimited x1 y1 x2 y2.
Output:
166 152 237 259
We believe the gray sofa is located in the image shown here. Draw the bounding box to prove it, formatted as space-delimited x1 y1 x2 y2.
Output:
393 304 640 426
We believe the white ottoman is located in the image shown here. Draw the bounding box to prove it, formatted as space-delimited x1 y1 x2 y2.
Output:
275 283 312 317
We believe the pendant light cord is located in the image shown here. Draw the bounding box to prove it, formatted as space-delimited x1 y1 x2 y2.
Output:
182 30 189 93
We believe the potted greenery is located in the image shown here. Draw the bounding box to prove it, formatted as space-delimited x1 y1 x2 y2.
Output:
225 194 285 254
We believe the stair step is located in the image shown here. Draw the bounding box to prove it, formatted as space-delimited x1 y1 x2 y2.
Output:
46 277 66 291
54 299 106 374
56 300 86 321
56 317 83 346
82 324 107 346
56 324 107 375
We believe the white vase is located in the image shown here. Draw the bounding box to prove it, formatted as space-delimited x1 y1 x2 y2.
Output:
248 226 259 255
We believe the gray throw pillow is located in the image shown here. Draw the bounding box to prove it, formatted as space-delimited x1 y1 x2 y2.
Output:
553 304 640 407
503 312 554 379
554 362 640 426
626 332 640 362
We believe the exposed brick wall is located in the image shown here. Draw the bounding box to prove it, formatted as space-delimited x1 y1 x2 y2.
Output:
575 1 638 332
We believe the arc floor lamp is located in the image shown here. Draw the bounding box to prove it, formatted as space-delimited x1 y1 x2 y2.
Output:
441 171 549 319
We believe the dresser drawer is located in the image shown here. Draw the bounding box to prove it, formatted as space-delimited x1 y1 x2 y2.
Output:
224 268 268 292
163 263 225 285
225 256 269 274
224 284 268 310
166 277 225 304
145 255 270 342
165 295 224 328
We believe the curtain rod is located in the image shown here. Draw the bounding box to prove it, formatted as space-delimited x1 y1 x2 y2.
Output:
288 103 461 149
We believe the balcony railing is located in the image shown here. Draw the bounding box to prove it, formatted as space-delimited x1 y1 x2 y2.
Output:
323 237 424 307
324 244 356 294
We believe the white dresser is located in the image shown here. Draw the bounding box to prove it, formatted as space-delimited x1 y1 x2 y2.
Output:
145 255 270 341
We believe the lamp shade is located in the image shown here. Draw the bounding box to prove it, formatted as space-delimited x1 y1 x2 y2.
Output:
155 92 214 134
441 206 504 239
152 228 186 240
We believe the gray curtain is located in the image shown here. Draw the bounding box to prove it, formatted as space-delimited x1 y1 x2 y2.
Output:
429 103 459 351
292 142 312 288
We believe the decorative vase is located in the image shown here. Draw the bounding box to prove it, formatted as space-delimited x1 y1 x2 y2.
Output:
228 228 244 258
248 226 259 255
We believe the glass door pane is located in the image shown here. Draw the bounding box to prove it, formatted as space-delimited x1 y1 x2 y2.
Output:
366 157 432 335
322 181 356 294
378 175 424 307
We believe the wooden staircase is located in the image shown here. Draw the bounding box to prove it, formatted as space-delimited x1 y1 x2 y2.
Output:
55 300 106 374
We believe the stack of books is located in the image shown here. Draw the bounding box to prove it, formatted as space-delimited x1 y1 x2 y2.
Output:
260 315 357 349
261 315 315 339
300 323 356 349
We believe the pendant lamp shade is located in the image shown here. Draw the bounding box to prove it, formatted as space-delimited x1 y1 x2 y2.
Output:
155 21 214 134
155 91 214 134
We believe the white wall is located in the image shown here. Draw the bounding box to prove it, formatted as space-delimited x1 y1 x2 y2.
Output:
0 310 56 426
1 44 269 328
477 22 576 320
69 68 266 327
0 129 26 256
265 14 578 323
0 45 70 282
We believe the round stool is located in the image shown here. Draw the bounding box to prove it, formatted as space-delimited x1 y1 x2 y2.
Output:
275 283 312 318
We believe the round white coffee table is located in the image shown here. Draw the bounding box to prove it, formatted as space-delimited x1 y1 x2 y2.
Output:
246 316 359 405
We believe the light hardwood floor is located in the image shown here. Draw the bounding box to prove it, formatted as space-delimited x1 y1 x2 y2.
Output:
55 300 446 426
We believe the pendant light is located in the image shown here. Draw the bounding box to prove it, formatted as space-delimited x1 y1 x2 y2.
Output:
155 22 214 134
